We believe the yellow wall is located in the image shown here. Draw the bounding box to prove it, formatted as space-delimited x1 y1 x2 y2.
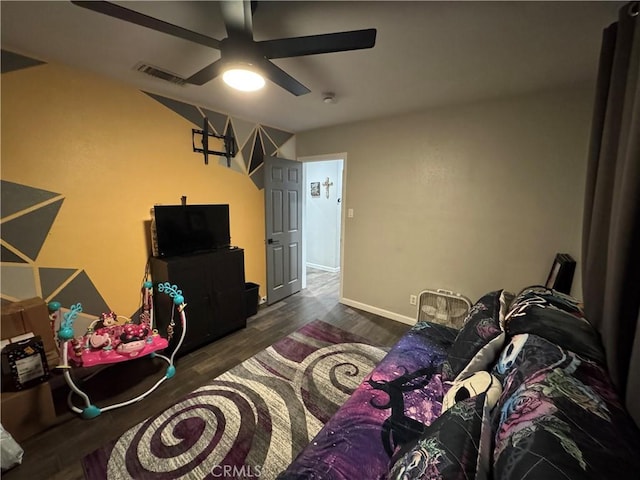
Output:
1 62 267 315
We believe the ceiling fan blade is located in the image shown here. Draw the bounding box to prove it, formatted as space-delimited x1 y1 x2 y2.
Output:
259 28 376 59
219 0 254 39
185 59 226 86
71 1 221 49
259 59 310 96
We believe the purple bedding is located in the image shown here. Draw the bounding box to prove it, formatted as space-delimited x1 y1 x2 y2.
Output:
277 322 457 480
279 287 640 480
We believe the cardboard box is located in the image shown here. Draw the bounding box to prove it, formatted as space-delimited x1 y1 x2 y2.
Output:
0 300 60 442
1 297 58 365
0 382 56 442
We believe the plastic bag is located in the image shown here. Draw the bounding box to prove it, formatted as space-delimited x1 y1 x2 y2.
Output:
1 423 24 471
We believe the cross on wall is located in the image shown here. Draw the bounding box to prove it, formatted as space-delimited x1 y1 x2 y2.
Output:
322 177 333 198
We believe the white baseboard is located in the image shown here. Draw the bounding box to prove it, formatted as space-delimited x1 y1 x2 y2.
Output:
306 263 340 273
339 297 415 326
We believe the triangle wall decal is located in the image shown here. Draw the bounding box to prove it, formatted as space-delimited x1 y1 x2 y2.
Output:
201 108 228 135
229 117 257 151
52 270 110 317
249 164 265 190
1 49 45 74
262 126 294 149
0 265 37 299
241 131 256 173
249 131 265 174
1 245 27 263
259 127 278 157
39 267 79 300
1 180 61 219
143 92 203 127
1 199 64 260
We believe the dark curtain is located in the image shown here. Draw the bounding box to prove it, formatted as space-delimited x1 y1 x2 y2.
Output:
582 1 640 426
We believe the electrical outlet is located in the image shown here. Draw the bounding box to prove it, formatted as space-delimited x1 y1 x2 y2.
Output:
409 294 417 305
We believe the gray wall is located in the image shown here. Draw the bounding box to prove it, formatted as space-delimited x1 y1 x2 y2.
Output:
297 86 593 323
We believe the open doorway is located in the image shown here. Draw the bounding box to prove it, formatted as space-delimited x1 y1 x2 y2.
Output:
301 155 345 297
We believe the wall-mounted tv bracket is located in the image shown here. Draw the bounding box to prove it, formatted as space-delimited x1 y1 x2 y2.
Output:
192 117 236 167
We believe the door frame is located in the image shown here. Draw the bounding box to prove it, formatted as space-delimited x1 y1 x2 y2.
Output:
298 152 348 300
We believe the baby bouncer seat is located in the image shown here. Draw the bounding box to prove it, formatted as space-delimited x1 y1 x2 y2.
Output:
48 279 187 419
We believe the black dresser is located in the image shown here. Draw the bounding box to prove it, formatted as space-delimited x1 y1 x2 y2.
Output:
150 247 247 355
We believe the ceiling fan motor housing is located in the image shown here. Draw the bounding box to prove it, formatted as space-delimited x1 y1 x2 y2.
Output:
220 37 259 62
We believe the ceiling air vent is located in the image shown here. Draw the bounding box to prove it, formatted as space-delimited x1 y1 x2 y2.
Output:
134 62 187 86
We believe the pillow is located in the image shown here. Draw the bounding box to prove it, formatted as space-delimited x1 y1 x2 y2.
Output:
441 371 502 414
504 287 605 364
441 290 511 382
507 285 585 319
388 393 492 480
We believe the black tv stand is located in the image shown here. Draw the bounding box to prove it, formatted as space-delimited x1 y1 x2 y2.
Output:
150 248 247 356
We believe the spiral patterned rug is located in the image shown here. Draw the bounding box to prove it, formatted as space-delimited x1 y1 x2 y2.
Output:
82 320 387 479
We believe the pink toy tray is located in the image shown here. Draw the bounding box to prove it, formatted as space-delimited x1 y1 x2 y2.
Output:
66 335 169 368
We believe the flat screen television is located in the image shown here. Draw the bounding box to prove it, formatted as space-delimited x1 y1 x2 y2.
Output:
153 204 231 257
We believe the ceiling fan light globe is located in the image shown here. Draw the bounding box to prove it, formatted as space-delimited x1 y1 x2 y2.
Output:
223 68 265 92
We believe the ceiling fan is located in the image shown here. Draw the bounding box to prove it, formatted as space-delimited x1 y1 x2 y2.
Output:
71 1 377 96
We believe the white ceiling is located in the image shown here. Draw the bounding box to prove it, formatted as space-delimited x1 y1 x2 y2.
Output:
1 1 623 133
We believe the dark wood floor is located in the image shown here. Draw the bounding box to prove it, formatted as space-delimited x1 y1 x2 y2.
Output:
4 268 411 480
